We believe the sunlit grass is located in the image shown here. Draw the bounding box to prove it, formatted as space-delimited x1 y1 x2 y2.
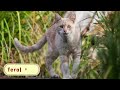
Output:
0 11 55 77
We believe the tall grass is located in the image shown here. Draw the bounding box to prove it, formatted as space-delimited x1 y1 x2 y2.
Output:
97 11 120 79
0 11 53 77
76 11 120 79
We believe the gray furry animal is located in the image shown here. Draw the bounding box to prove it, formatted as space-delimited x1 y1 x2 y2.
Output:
14 11 111 79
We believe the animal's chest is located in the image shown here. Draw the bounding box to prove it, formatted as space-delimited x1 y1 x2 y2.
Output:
55 30 80 55
58 42 76 55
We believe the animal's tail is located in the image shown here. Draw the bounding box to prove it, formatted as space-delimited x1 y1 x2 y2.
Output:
14 35 47 53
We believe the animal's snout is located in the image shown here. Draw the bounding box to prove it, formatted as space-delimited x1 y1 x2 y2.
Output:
63 30 68 35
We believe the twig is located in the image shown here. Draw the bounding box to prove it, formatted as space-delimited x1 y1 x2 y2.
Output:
81 11 97 37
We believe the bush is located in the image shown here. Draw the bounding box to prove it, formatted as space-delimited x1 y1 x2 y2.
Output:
97 11 120 79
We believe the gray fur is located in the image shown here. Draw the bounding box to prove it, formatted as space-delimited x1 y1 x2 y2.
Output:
14 11 111 79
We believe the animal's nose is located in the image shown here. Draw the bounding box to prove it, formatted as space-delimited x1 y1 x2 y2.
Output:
63 30 68 34
63 31 67 35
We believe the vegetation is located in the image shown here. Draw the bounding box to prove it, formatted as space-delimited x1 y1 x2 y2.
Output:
0 11 119 79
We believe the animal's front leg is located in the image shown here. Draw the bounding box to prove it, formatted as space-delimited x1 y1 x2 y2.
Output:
60 55 72 79
46 53 59 78
71 50 81 79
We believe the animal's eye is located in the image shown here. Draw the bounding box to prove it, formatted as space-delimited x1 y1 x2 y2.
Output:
60 25 63 28
67 25 71 29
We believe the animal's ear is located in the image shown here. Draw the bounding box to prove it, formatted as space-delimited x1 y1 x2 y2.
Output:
51 13 62 25
55 13 62 22
67 12 76 23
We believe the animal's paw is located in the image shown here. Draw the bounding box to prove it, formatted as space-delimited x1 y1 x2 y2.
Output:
51 74 60 79
63 75 73 79
71 73 77 79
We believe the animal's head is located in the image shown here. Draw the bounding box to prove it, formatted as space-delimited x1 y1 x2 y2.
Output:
54 12 76 36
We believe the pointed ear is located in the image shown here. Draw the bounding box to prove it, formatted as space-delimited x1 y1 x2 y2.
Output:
55 13 62 22
67 12 76 23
